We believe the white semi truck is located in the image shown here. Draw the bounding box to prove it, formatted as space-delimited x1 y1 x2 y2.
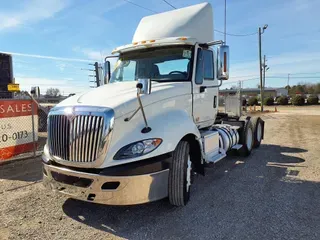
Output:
43 2 264 206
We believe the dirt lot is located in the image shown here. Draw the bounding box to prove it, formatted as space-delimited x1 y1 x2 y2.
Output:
1 107 320 240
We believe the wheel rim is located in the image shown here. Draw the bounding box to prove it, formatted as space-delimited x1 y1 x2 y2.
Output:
247 128 253 151
257 122 262 142
186 155 192 192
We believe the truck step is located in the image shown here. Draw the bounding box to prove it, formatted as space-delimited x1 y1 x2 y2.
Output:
231 144 242 150
206 152 227 163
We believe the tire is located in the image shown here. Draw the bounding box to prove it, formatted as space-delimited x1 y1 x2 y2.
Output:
168 141 193 206
250 117 263 148
238 117 254 157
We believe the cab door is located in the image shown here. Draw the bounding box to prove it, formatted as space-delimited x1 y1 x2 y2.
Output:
192 46 219 129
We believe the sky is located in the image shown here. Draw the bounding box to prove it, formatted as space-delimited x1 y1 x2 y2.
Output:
1 0 320 94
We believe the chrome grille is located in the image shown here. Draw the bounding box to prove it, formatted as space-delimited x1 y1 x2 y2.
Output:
48 114 104 162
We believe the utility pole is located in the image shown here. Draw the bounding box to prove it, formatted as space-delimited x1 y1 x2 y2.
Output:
263 55 266 90
287 73 290 87
258 24 268 112
259 27 263 111
87 62 102 87
224 0 227 43
262 55 269 88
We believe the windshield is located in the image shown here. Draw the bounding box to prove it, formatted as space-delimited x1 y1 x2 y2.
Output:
110 46 193 83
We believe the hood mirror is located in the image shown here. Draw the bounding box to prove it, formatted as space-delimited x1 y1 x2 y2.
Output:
137 78 151 95
217 45 229 80
132 78 151 133
104 61 111 84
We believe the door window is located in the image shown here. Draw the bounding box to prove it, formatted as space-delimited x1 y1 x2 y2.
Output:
203 50 214 80
195 49 214 85
195 49 204 84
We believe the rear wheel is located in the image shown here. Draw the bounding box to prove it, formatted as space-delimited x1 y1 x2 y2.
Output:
238 118 254 157
250 117 263 148
169 141 193 206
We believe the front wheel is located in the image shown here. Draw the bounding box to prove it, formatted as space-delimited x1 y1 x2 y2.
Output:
168 141 193 206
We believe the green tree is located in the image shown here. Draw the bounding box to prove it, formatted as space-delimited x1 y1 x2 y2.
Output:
277 96 289 105
45 88 61 98
315 83 320 94
292 95 305 106
307 95 319 105
263 96 274 106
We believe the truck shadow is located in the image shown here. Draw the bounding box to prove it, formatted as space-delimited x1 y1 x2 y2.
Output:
62 144 320 239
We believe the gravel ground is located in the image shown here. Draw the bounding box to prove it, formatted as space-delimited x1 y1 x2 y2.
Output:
1 110 320 240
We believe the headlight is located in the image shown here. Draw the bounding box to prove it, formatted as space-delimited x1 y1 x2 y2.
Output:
114 138 162 160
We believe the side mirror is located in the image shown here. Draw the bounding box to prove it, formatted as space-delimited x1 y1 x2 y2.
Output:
217 45 229 80
104 61 111 84
137 79 151 95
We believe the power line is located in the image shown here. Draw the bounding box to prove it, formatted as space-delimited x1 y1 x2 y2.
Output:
214 29 257 36
162 0 176 9
232 73 320 79
1 51 92 62
288 72 320 75
224 78 260 84
267 76 320 79
123 0 158 13
226 76 320 84
232 74 260 78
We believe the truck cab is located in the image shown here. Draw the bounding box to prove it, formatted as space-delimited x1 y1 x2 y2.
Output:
43 2 264 206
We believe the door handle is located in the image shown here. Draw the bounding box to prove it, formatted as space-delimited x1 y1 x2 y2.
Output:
213 96 217 108
200 86 207 93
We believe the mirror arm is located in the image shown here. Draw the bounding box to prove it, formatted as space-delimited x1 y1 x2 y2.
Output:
200 80 223 91
124 106 141 122
125 82 151 133
104 55 119 61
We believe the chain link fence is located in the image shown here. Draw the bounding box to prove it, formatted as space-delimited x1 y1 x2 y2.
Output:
0 91 48 162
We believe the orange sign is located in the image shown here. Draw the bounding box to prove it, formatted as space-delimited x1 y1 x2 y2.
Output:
0 100 38 160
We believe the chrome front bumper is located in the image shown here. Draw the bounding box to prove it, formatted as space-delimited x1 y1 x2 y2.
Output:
43 162 169 205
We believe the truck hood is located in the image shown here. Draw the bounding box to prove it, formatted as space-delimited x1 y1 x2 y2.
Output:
56 81 191 118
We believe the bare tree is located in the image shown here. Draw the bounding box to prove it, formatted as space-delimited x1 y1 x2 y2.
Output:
45 88 61 98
